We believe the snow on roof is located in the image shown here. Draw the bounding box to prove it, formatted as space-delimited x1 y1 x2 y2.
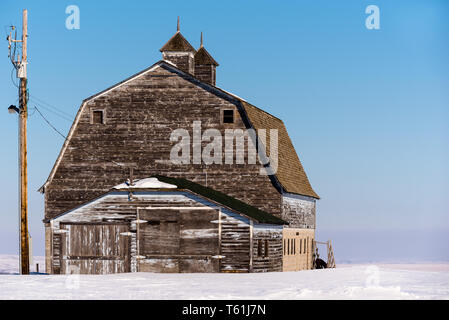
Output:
162 59 177 67
113 177 177 190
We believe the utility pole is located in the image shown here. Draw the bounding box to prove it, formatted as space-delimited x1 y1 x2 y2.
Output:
19 8 30 275
7 9 29 275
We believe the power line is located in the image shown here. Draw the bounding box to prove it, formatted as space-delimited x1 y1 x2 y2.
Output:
34 106 67 140
34 106 125 168
10 67 18 88
29 94 74 118
30 99 73 122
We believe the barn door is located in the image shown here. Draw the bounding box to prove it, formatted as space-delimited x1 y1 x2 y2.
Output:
138 208 220 273
60 223 131 274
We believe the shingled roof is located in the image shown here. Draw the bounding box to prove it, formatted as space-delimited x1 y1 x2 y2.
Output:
194 46 219 66
160 31 196 52
240 101 319 199
154 176 287 224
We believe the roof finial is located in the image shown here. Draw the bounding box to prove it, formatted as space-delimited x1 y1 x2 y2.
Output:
177 16 180 32
200 32 203 47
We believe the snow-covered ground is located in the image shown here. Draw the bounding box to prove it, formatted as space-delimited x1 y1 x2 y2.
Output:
0 255 448 299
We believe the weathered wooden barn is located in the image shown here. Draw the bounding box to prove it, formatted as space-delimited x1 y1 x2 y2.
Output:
40 23 320 274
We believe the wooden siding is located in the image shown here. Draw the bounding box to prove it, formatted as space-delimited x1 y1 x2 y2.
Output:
220 217 250 272
137 207 220 273
252 225 283 272
44 64 282 222
57 222 131 274
282 228 315 271
48 190 284 274
282 193 316 228
52 234 62 274
45 224 52 274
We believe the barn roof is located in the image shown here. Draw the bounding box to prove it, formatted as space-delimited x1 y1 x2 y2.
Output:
239 102 319 199
160 31 196 53
153 176 286 224
194 46 219 66
46 176 287 225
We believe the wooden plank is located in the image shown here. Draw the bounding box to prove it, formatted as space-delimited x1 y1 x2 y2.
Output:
249 220 253 272
60 222 131 274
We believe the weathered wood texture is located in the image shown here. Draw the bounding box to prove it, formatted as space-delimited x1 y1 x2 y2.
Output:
138 208 219 273
45 223 52 274
162 52 195 74
220 218 251 272
52 234 61 274
49 190 284 274
252 226 283 272
194 64 216 86
54 223 131 274
282 193 316 229
45 64 282 222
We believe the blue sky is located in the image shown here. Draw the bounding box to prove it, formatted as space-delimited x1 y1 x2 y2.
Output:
0 0 448 261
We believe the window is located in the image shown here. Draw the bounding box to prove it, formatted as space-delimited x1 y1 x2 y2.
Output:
92 110 104 124
299 239 302 255
283 239 286 255
264 240 269 257
258 239 263 257
306 237 309 253
222 109 234 123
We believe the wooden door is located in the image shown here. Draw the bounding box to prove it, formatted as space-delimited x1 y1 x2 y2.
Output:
59 222 131 274
138 208 220 273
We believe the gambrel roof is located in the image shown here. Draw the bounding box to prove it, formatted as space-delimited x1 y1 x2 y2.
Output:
39 60 318 200
240 102 319 199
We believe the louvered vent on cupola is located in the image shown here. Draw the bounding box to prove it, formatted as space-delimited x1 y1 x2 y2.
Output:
194 32 219 86
159 17 196 74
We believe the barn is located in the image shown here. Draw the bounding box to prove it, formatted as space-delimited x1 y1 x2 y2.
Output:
47 176 289 274
40 22 321 274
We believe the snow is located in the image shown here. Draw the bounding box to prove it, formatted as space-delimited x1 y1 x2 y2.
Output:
162 59 177 67
0 255 448 300
113 177 177 190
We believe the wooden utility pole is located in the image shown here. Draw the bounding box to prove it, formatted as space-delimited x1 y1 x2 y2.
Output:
19 9 30 275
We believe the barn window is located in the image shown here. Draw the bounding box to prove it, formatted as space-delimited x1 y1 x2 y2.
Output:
222 109 234 123
306 238 309 254
258 239 263 257
283 239 286 255
264 240 269 257
92 110 104 124
299 239 302 254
